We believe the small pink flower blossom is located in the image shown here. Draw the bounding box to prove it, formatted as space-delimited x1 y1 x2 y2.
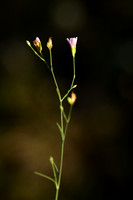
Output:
66 37 78 47
35 37 40 43
66 37 78 57
33 37 42 53
33 37 40 46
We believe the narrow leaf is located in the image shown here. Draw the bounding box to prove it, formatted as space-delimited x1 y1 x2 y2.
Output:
50 157 57 183
56 123 64 139
53 161 59 173
34 171 55 183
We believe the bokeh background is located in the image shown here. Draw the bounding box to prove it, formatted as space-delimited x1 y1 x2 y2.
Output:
0 0 133 199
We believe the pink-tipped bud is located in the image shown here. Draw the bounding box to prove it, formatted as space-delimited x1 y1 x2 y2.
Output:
67 92 77 105
33 37 42 53
47 37 53 50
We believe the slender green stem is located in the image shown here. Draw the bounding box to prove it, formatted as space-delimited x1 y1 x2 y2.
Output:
49 50 53 68
27 43 50 68
54 98 64 200
70 56 76 89
49 49 64 200
64 105 72 139
55 141 64 200
61 56 76 102
55 105 73 200
28 39 76 200
48 49 75 200
49 50 66 200
60 101 64 137
61 85 76 102
49 50 62 102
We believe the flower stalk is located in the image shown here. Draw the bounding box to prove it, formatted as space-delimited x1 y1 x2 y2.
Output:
26 36 77 200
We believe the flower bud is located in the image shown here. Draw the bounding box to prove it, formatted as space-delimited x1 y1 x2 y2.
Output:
49 156 54 163
47 37 53 50
26 40 31 46
67 92 77 105
33 37 42 53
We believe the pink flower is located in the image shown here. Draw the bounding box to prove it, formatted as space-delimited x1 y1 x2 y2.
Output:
33 37 42 53
66 37 78 47
66 37 78 57
33 37 40 46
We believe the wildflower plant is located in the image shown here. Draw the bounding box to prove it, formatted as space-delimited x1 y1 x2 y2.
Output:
26 36 78 200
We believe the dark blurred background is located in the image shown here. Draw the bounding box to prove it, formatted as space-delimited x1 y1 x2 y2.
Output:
0 0 133 199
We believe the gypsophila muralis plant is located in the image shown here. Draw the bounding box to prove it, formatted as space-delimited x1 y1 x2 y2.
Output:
26 36 78 200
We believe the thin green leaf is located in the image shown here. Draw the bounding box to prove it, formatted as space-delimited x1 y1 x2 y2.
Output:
53 161 59 173
34 171 55 184
50 157 58 183
56 123 64 139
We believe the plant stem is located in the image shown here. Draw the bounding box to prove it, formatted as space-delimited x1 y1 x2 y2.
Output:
55 104 72 200
54 96 64 200
70 56 76 89
64 105 72 139
28 39 77 200
50 50 62 102
55 140 64 200
61 56 76 102
28 43 49 68
49 49 64 200
49 49 74 200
